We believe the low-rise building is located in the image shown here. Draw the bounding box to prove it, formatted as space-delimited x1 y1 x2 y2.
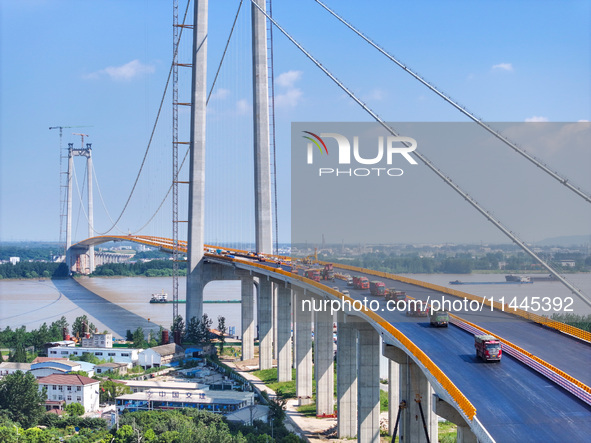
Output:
138 343 184 368
0 362 31 376
95 362 130 376
37 374 100 412
116 388 254 414
29 360 82 378
47 346 139 364
81 333 113 348
123 380 207 393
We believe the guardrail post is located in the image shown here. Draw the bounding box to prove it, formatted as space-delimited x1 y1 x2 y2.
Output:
276 283 292 382
315 301 335 416
357 322 380 442
258 277 273 369
294 287 313 405
337 311 357 438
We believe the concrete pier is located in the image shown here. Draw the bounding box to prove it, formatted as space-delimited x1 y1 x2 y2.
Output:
337 312 357 438
434 396 477 443
384 344 437 443
294 289 313 405
357 324 380 442
276 284 292 382
258 277 273 370
388 359 400 436
314 305 334 416
239 273 255 361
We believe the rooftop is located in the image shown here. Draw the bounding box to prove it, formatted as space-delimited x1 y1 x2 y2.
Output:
37 374 99 386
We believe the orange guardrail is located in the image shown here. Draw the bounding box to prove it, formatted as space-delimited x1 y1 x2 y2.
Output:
321 261 591 344
221 256 477 421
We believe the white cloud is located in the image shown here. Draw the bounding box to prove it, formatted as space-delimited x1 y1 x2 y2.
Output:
275 70 303 108
85 59 155 81
210 88 230 100
492 63 514 72
276 70 302 88
236 99 250 115
525 116 549 122
276 88 303 108
363 89 385 101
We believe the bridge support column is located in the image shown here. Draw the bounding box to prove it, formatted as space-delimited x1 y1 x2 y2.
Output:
276 284 292 382
433 396 477 443
186 262 204 326
258 277 273 370
273 284 278 361
357 323 380 442
337 312 357 438
384 344 436 443
294 288 313 405
238 272 255 361
315 303 334 416
388 359 399 436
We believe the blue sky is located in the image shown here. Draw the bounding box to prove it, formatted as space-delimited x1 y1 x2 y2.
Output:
1 0 589 245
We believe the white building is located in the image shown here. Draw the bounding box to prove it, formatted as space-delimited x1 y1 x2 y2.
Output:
37 374 100 412
0 362 31 376
9 257 20 265
29 360 82 378
81 333 113 348
47 346 139 364
138 343 184 368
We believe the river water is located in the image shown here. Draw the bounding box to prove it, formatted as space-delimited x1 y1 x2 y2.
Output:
1 273 589 339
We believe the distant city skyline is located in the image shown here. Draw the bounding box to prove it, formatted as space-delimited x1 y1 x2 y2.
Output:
1 1 590 245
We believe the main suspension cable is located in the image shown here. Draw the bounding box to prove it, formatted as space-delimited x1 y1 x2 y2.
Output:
314 0 591 204
251 0 589 306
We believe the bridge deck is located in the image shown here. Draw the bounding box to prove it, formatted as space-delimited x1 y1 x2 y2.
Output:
328 272 591 442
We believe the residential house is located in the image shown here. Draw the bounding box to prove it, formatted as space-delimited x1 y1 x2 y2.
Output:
0 362 32 376
95 362 130 376
81 333 113 348
138 343 184 368
37 374 100 412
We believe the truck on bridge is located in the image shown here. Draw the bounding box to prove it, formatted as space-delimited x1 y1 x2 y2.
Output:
353 275 369 289
304 269 321 282
321 264 335 281
474 334 502 362
429 309 449 327
385 289 407 302
369 281 386 296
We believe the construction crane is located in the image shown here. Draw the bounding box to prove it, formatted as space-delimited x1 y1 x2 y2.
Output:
72 132 90 148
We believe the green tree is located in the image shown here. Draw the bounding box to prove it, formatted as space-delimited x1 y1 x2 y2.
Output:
217 315 227 354
72 315 95 337
65 402 85 417
199 313 213 344
171 315 185 335
132 327 147 349
0 371 47 428
186 316 201 343
99 380 132 403
8 343 27 363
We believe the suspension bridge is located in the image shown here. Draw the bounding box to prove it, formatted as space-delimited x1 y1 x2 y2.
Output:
53 1 591 442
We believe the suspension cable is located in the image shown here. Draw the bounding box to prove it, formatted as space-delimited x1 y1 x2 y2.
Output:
93 0 193 236
207 0 244 104
314 0 591 204
251 0 590 306
128 0 245 235
91 161 127 235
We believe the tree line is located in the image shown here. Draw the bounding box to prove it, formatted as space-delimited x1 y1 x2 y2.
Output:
91 260 187 277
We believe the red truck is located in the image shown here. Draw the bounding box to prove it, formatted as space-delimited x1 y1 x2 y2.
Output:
321 264 335 281
304 269 321 282
369 281 386 296
385 289 407 302
353 275 369 289
406 300 429 317
474 335 502 362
